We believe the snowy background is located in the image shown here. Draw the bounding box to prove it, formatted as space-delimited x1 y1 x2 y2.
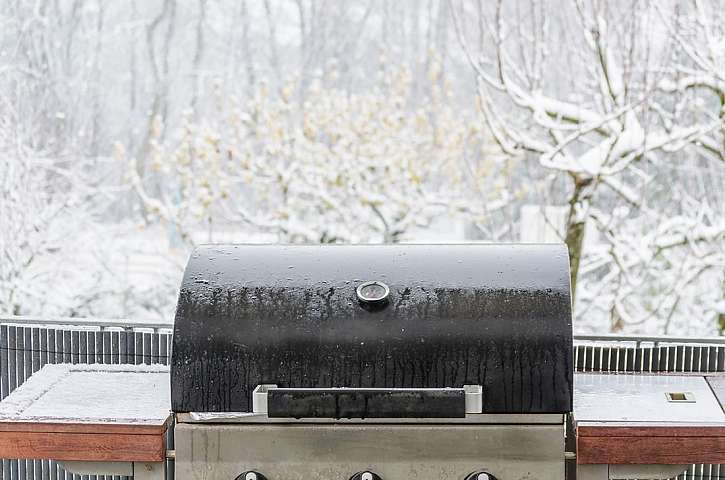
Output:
0 0 723 335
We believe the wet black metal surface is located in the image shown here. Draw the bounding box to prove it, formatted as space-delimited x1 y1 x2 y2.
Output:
267 388 465 418
170 244 573 414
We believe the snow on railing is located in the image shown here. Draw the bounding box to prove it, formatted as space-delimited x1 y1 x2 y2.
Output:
0 315 173 332
575 333 725 347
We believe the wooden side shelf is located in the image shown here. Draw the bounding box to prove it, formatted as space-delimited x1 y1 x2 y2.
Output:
574 373 725 465
0 364 170 462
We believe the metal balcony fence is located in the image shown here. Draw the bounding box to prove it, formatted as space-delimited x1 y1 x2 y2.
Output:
1 316 724 480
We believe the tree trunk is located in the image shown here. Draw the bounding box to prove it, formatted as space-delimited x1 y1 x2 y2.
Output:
564 175 594 304
718 272 725 335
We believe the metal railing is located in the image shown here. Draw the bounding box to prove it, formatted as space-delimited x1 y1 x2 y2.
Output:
1 316 724 479
0 316 173 331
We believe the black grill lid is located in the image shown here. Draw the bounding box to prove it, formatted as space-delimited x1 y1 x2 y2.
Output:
171 244 573 414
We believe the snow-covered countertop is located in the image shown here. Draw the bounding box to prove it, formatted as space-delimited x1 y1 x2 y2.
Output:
0 363 170 425
574 372 725 426
574 372 725 465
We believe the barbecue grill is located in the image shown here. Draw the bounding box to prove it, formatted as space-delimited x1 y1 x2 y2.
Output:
171 244 573 480
5 244 725 480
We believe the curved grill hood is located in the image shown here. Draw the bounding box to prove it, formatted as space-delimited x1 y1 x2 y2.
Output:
170 244 573 414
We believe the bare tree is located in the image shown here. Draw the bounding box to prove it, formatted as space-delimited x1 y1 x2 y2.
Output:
451 0 724 332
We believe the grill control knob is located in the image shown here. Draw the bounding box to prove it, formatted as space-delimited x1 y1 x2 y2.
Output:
350 471 382 480
236 472 267 480
465 472 498 480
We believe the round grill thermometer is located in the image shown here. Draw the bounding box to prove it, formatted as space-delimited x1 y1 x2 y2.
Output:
356 280 390 306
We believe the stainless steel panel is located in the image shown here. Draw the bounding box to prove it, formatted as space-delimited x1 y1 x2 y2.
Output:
175 423 564 480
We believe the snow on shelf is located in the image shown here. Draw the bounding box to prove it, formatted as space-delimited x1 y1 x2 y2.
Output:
0 363 170 425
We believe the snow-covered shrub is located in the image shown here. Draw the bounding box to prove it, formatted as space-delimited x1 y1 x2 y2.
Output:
123 66 506 245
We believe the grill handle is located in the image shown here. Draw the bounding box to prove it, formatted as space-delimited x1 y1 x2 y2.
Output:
252 385 482 419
